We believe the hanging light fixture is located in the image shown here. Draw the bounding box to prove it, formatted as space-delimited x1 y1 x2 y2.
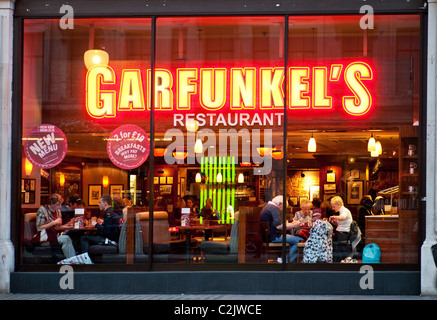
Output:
216 172 223 183
367 134 376 152
195 172 202 183
194 138 203 154
376 141 382 155
83 25 109 70
185 119 199 132
308 134 316 153
237 173 244 183
84 49 109 69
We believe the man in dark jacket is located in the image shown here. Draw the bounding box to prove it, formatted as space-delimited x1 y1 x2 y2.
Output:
80 195 123 253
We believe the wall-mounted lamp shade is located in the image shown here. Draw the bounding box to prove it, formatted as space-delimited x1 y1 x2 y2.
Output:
308 137 316 153
60 173 65 187
271 147 284 160
173 150 188 160
102 175 109 188
195 173 202 183
216 172 223 183
154 148 166 157
256 147 272 157
240 162 252 167
237 173 244 183
84 49 109 70
370 150 379 157
367 136 376 152
25 158 33 176
194 139 203 154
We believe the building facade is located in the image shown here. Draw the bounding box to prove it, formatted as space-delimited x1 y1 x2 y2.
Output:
0 0 436 295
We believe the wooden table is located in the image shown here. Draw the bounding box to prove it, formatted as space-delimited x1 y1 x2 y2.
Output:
177 224 230 263
56 225 97 232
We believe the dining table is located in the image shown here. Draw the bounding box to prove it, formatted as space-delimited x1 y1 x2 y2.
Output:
177 223 230 263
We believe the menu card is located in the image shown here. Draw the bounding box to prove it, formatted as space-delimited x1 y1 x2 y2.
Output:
181 208 190 226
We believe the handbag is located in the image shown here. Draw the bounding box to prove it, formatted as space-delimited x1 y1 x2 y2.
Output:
31 229 47 245
31 207 59 246
296 228 310 240
362 243 381 263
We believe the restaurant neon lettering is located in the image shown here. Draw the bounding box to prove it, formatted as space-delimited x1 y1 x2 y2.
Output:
85 61 374 119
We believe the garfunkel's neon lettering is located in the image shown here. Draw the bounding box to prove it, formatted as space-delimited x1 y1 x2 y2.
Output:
85 62 374 118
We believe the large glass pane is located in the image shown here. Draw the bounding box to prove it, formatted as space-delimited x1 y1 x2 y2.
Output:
286 15 420 264
21 18 152 265
154 17 285 264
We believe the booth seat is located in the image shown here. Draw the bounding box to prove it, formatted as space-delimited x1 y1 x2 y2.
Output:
83 210 174 263
22 212 65 264
133 211 171 263
199 219 239 263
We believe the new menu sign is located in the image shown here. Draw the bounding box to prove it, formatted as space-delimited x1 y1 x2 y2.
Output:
23 124 68 169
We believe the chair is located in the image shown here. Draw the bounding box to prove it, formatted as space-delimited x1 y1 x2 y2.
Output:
260 222 289 261
333 220 362 262
22 212 65 264
296 241 306 263
199 219 239 263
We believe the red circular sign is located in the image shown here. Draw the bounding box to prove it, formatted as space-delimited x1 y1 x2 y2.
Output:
23 124 68 169
107 124 150 170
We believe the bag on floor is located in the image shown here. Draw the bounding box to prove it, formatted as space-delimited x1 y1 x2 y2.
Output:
57 252 94 264
362 243 381 263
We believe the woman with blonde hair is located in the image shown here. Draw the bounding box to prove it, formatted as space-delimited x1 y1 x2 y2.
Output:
328 196 352 241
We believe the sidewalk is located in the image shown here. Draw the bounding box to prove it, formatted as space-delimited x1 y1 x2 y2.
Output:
1 293 437 300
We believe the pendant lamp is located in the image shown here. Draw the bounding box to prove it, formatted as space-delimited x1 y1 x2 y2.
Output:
308 134 316 153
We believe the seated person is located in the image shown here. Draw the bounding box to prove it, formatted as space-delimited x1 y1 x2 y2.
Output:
60 195 79 224
311 198 322 221
260 195 304 263
199 198 219 240
199 198 219 220
80 195 124 253
358 196 373 236
372 196 386 215
36 193 76 259
292 199 313 240
328 196 352 242
186 197 199 219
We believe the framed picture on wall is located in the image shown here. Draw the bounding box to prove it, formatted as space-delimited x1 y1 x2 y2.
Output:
289 196 298 206
347 180 364 205
88 184 102 206
110 184 123 198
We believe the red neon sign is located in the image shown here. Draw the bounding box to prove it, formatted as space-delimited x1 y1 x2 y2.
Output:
85 60 374 119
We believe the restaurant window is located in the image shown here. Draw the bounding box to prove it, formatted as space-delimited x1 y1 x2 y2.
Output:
19 13 421 268
21 18 152 265
154 16 286 265
286 15 421 264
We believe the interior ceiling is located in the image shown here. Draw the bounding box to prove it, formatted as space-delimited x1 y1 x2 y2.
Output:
65 129 399 165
